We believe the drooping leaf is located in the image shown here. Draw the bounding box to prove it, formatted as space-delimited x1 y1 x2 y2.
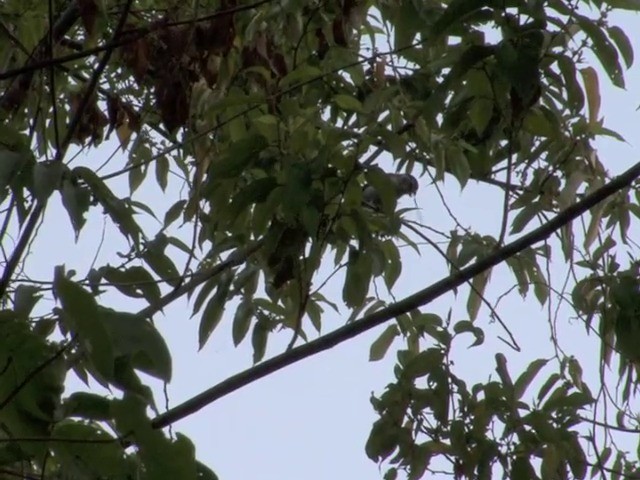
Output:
369 325 399 361
198 273 233 349
53 271 114 381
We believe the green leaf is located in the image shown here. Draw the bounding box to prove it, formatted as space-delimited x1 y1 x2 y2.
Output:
469 98 493 137
113 396 199 480
13 285 42 319
51 421 129 477
452 320 485 347
232 299 254 346
209 134 267 179
75 167 142 246
447 145 471 189
164 199 186 227
155 155 169 191
514 358 548 400
579 67 601 126
143 234 181 288
251 318 269 364
381 240 402 290
60 176 91 237
431 0 491 38
566 432 588 480
198 273 233 349
102 265 162 305
0 149 25 194
33 160 63 202
369 325 399 361
510 203 540 234
403 349 443 379
512 457 536 480
280 64 323 87
62 392 113 421
577 15 625 87
53 271 114 380
343 249 373 308
495 353 513 389
557 55 585 112
604 0 640 11
466 269 490 321
567 357 584 391
100 308 172 382
537 373 561 402
305 299 323 333
333 94 363 112
608 26 634 68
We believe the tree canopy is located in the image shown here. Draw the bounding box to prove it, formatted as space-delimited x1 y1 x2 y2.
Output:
1 0 640 478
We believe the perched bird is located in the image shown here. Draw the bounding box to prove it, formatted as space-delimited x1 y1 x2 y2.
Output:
362 173 419 210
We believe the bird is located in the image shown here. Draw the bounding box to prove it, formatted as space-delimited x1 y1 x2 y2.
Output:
362 172 419 210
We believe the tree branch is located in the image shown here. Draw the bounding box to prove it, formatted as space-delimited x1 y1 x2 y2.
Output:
151 161 640 429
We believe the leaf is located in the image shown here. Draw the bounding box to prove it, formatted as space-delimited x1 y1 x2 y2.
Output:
607 26 634 68
0 149 26 198
579 67 601 126
381 240 402 290
333 94 363 112
447 145 471 189
53 272 114 380
102 265 162 305
62 392 113 421
431 0 491 38
604 0 640 9
232 299 254 347
510 203 540 234
577 15 624 87
164 199 186 227
33 161 63 202
13 285 42 319
513 358 548 400
155 155 169 191
280 64 322 87
198 273 233 349
466 269 490 321
452 320 485 347
584 200 607 249
494 353 513 389
567 357 584 391
369 325 399 361
143 234 181 287
60 176 91 237
306 299 323 332
51 421 129 477
557 55 585 112
342 248 373 308
100 308 172 382
469 98 493 137
209 134 267 179
74 167 142 246
402 349 443 379
251 318 269 363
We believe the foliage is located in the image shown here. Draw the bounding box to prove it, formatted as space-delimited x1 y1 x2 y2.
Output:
1 0 640 478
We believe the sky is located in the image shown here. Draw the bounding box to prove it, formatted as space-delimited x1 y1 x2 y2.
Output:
9 7 640 480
